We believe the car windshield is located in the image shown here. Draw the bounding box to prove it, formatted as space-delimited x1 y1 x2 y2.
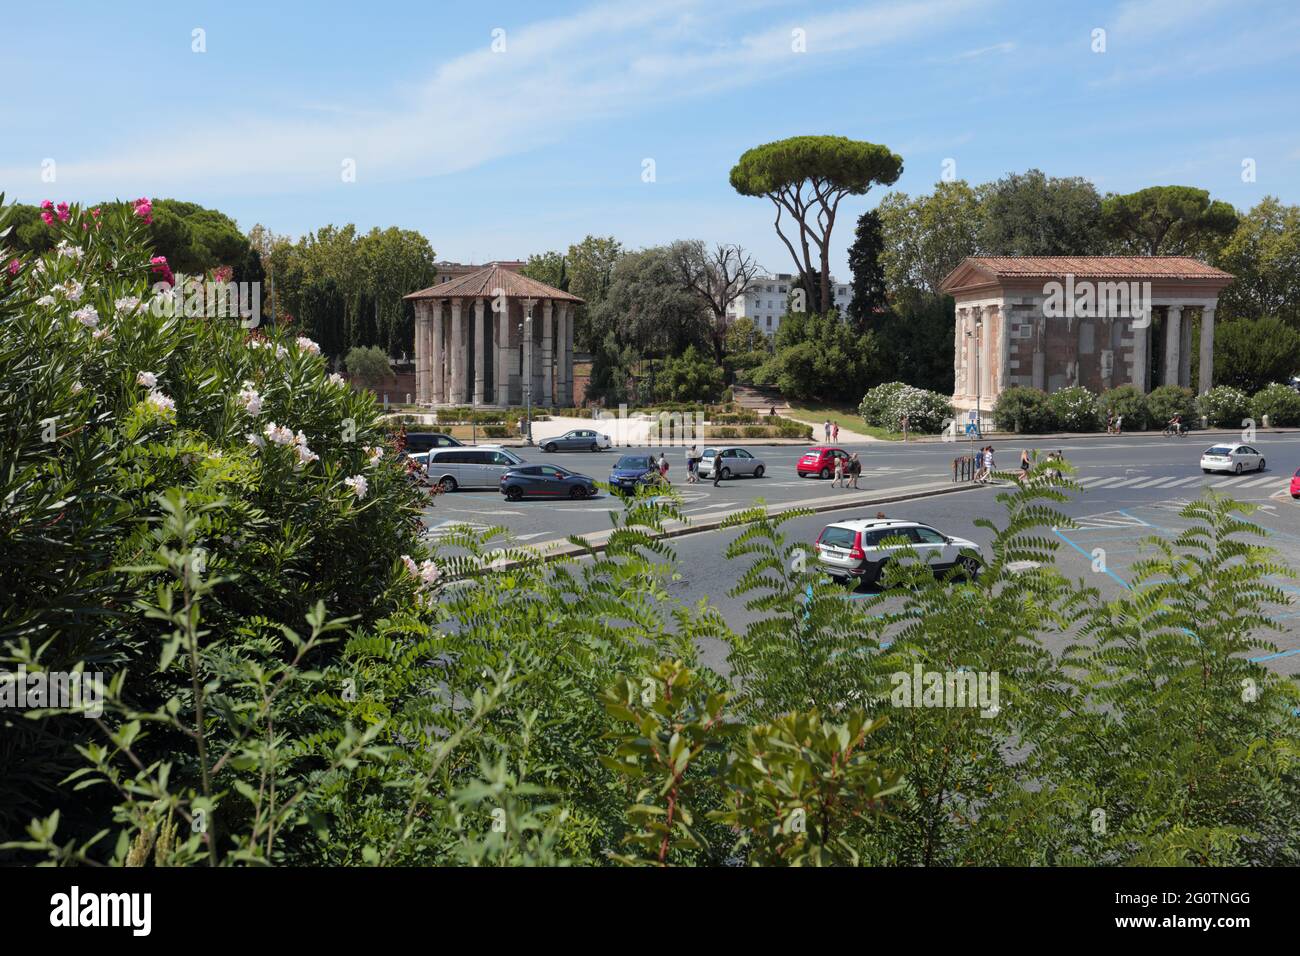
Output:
616 456 652 470
1206 446 1233 455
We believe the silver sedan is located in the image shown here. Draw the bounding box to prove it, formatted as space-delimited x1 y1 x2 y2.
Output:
699 446 766 479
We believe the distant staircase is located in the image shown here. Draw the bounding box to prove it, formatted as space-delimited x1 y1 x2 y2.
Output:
732 385 789 414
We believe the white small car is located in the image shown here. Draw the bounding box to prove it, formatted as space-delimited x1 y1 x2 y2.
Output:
1200 443 1265 475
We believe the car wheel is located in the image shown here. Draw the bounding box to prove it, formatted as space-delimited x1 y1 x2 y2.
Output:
959 556 981 581
819 467 830 479
1202 468 1211 474
1258 458 1266 472
439 476 458 492
569 486 587 500
720 467 731 480
590 442 599 452
505 485 522 501
753 465 765 478
1235 462 1243 474
543 443 556 453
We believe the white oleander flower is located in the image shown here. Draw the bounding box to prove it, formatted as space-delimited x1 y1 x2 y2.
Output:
145 390 175 414
136 371 157 388
237 384 262 416
296 336 321 355
264 422 295 446
73 305 99 328
343 474 368 499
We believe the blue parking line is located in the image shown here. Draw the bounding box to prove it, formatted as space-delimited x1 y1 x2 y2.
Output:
1053 527 1130 590
1249 647 1300 662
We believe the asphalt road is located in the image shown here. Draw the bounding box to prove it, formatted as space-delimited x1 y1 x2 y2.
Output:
421 433 1300 677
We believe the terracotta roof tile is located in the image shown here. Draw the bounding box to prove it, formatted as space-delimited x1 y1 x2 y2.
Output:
405 264 582 303
942 256 1232 290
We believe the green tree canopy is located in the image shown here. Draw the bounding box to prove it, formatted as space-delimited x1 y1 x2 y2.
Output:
979 168 1105 255
1101 185 1238 256
876 179 983 295
845 210 888 334
1214 196 1300 326
730 135 902 313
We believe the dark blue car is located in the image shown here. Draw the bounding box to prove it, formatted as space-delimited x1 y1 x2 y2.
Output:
608 455 662 494
499 465 596 501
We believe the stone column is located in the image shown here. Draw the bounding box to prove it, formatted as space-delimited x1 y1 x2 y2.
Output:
473 297 486 405
565 303 575 404
1199 305 1216 394
1130 315 1148 393
541 300 554 407
496 301 510 406
413 302 427 404
997 302 1012 393
432 305 446 404
953 307 966 398
554 304 566 406
450 300 464 404
1164 305 1182 389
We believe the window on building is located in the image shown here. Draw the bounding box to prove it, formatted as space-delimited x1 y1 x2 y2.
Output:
766 316 772 328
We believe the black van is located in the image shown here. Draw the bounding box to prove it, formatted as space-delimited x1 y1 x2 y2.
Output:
402 432 463 455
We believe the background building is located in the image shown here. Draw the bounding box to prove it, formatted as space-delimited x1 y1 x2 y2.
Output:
726 273 853 335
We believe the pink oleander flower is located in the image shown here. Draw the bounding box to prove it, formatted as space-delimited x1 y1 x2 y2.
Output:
91 207 101 219
150 255 174 287
212 265 233 284
133 197 153 224
56 202 70 222
40 211 54 225
6 258 19 276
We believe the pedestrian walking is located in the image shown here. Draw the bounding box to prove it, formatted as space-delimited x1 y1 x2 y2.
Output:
1018 448 1031 482
686 445 699 483
900 413 909 442
657 451 670 484
1115 414 1123 435
832 421 840 442
1106 409 1115 435
832 454 845 487
824 420 832 442
982 445 995 483
848 452 862 489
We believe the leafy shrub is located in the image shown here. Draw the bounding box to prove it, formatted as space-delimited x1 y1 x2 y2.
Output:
1251 383 1300 427
714 426 738 439
1197 386 1251 428
993 387 1056 433
482 424 511 438
1046 385 1099 432
858 381 907 428
742 425 768 438
1099 384 1150 431
344 344 391 385
1146 384 1197 428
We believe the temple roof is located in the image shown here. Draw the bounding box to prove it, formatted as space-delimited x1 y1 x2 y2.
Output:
405 263 582 303
940 256 1233 294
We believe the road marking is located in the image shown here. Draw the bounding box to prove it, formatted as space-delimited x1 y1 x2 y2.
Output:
1107 476 1156 488
1082 477 1125 487
1238 475 1281 488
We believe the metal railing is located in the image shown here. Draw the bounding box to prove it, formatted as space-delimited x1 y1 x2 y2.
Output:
952 455 980 482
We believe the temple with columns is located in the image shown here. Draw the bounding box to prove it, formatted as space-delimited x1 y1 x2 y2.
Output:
404 263 582 407
938 256 1234 417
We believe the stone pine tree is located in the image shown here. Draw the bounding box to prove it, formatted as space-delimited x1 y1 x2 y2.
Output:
730 135 902 314
1100 185 1239 256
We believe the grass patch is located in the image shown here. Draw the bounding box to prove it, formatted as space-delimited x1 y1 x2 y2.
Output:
783 402 901 441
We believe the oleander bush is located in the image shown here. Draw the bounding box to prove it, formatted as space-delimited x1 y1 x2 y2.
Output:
1251 383 1300 427
858 381 951 433
5 197 1300 867
1099 384 1150 431
993 386 1057 433
1047 385 1100 432
1197 386 1251 428
1146 384 1198 428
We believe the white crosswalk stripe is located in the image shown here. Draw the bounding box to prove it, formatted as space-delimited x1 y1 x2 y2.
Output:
1083 476 1125 487
1107 476 1154 488
1238 475 1282 488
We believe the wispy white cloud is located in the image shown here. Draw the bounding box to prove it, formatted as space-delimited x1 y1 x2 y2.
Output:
0 0 992 199
951 40 1015 60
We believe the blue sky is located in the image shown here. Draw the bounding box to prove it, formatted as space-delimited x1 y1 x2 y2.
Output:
4 0 1298 276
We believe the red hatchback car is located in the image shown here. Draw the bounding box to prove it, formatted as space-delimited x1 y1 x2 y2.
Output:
1291 468 1300 499
797 446 851 479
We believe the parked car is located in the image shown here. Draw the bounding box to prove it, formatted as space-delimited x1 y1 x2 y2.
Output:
1291 468 1300 499
500 465 597 500
415 445 526 491
541 429 611 453
402 432 463 455
797 445 851 479
1200 442 1265 474
814 517 982 589
699 446 766 480
609 454 662 494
